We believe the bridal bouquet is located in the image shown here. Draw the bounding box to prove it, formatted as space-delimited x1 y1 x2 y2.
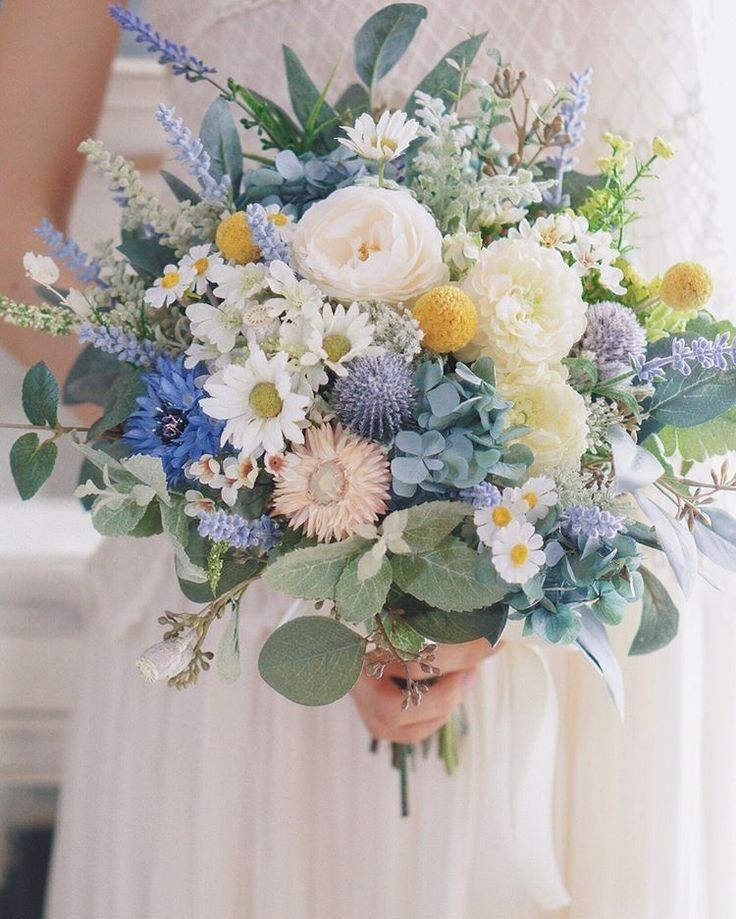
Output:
5 3 736 793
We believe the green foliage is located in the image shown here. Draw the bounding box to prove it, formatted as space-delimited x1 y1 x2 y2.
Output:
87 364 145 441
354 3 427 93
334 555 393 623
160 170 201 205
629 567 679 655
10 433 57 500
405 31 487 116
118 233 178 279
659 408 736 462
263 537 367 599
399 501 470 554
229 82 304 153
199 97 243 193
381 610 426 654
392 536 507 611
217 606 241 684
258 616 365 705
92 496 149 537
63 345 124 408
22 362 59 428
282 46 339 154
128 500 163 538
334 83 370 121
405 603 507 645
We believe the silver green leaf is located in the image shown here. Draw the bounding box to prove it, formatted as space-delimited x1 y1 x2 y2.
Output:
263 537 367 600
334 554 393 623
354 3 427 90
217 606 241 684
629 566 680 655
399 501 470 554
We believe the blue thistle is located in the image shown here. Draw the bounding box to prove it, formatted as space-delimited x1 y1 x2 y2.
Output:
109 5 215 81
245 203 290 265
197 509 281 552
155 104 230 202
334 353 417 443
581 301 647 380
79 323 159 368
34 218 101 284
123 355 224 485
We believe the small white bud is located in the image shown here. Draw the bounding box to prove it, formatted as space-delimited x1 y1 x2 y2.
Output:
136 631 198 683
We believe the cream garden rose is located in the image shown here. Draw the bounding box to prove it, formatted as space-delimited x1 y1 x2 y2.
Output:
291 185 447 303
498 363 588 471
460 237 587 371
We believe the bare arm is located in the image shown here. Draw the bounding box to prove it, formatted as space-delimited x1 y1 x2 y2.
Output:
0 0 120 384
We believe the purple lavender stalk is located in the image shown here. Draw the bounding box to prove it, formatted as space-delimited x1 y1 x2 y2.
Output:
544 68 593 208
34 219 101 285
155 104 230 202
632 333 736 383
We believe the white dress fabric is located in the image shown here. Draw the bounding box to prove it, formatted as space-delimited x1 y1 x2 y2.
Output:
46 2 736 917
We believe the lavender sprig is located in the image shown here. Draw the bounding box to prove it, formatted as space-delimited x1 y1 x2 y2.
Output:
109 5 215 81
197 509 281 552
561 505 625 542
155 104 230 202
632 333 736 384
544 68 592 208
245 203 290 265
78 322 159 368
34 218 101 284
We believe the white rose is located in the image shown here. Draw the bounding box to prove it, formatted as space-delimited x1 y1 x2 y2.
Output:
498 363 588 472
292 185 447 303
460 237 587 372
23 252 60 286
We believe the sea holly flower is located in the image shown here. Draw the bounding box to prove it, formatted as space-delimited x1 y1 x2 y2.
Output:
334 353 417 443
144 263 195 309
491 519 546 585
180 244 224 295
581 301 647 380
338 110 420 163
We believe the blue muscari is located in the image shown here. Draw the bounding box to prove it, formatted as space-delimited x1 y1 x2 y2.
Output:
458 482 501 509
123 355 224 486
632 333 736 383
109 5 215 80
34 218 101 284
197 509 281 552
78 322 158 368
560 505 625 542
245 204 290 265
544 68 593 208
155 104 230 202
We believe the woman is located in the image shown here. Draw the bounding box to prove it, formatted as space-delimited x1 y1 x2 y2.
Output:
2 1 735 917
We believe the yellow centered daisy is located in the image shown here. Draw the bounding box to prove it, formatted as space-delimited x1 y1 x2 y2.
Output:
267 212 288 227
492 506 512 527
510 543 530 567
322 334 352 363
161 270 181 290
523 491 538 510
249 382 283 418
215 212 261 265
193 257 210 275
413 285 478 353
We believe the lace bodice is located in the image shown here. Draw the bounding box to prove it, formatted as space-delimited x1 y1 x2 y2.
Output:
148 0 728 298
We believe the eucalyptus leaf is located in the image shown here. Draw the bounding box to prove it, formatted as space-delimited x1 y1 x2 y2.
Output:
636 492 697 597
22 362 58 428
217 606 241 684
334 554 392 623
199 97 243 191
576 607 624 717
160 169 201 205
629 567 679 655
334 82 370 120
63 345 123 407
118 234 178 279
258 616 364 705
10 433 57 500
693 507 736 572
405 31 486 116
264 537 367 600
87 365 145 442
354 3 428 90
405 603 507 645
282 46 339 153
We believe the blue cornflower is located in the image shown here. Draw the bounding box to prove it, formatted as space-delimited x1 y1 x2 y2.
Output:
34 218 101 284
123 355 224 485
544 68 593 207
197 509 281 552
560 505 625 542
458 482 501 509
245 204 290 265
109 5 215 80
155 104 230 202
79 323 158 368
333 353 417 443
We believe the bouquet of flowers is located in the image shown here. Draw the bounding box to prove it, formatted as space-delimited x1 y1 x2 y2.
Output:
5 3 736 808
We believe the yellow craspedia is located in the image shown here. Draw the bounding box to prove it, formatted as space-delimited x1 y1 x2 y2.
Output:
659 262 713 312
215 211 261 264
413 284 478 353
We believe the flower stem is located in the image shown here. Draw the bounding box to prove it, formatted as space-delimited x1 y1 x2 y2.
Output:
438 719 460 776
0 422 89 434
392 742 412 817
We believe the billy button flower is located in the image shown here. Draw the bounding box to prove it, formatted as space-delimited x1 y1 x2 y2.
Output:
215 211 261 264
412 285 478 353
659 262 713 312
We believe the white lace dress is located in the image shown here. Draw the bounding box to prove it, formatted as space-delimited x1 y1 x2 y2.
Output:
46 2 736 918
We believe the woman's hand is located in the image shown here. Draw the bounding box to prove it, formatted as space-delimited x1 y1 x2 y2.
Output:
350 639 497 745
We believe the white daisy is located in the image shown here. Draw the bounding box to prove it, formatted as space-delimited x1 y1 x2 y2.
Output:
516 476 558 524
23 252 60 286
279 316 330 391
301 302 376 376
180 244 224 295
209 261 268 308
491 519 546 585
184 340 221 369
338 110 420 162
144 263 195 309
263 204 297 243
474 487 525 547
183 490 217 517
221 452 259 506
186 300 248 354
263 259 325 318
201 347 311 455
185 455 226 489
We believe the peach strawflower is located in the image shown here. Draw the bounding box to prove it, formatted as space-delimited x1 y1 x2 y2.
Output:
271 423 391 542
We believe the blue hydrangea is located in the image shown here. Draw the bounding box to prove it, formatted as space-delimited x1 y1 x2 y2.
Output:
334 353 416 443
197 509 281 552
245 203 290 264
123 355 224 485
79 323 158 368
581 301 647 380
560 505 625 542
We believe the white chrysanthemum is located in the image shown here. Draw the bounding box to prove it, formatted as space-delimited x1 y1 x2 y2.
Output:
221 452 259 506
492 519 545 585
292 186 447 303
23 252 60 286
338 110 420 162
202 347 311 455
180 244 224 295
474 487 526 546
442 230 482 274
509 215 576 249
460 238 587 371
144 263 196 309
263 260 325 318
498 364 589 472
517 476 558 523
209 261 268 308
186 300 249 354
300 302 376 376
